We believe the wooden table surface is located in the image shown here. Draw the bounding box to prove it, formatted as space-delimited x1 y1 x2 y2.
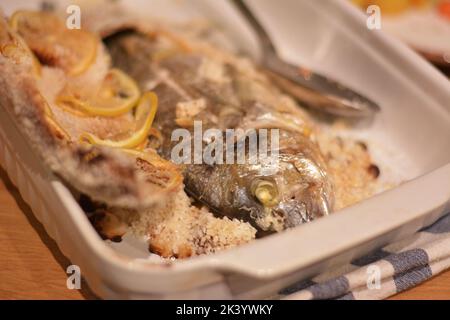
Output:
0 167 449 300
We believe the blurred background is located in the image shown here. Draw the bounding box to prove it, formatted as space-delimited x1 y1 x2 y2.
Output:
350 0 450 74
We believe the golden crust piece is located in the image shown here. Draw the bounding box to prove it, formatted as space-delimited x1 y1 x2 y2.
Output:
87 188 257 259
89 189 257 259
129 190 257 258
0 14 181 209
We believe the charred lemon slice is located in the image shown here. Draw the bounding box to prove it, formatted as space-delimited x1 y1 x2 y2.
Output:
80 92 158 149
9 10 97 76
40 97 71 141
57 69 140 117
122 149 183 190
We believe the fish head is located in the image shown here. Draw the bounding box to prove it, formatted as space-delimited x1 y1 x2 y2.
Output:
236 145 334 232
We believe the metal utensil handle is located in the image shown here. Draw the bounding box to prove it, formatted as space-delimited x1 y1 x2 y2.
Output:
232 0 276 53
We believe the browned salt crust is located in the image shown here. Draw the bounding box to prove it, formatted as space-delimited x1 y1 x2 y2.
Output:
317 129 381 211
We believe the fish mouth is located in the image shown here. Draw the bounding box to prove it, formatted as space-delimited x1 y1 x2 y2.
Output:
272 187 332 229
247 186 332 236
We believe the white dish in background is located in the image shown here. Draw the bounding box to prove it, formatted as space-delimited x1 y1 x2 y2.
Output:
383 8 450 63
0 0 449 299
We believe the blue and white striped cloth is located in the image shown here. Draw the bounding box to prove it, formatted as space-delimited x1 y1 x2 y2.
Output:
280 212 450 300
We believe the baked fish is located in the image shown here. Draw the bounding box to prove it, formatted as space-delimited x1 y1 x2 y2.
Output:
106 30 334 233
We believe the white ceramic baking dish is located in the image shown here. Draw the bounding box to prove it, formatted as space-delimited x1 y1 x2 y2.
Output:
1 0 450 299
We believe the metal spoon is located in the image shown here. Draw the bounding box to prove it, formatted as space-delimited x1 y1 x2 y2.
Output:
233 0 380 119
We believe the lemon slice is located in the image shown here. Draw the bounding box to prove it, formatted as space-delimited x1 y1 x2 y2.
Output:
122 149 183 190
40 98 71 141
80 92 158 149
9 10 97 76
57 69 140 117
45 114 71 141
54 96 89 117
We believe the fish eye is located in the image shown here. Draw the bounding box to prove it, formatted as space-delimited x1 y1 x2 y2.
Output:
251 179 279 207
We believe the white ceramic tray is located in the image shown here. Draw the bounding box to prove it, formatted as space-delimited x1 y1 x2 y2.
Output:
1 0 450 299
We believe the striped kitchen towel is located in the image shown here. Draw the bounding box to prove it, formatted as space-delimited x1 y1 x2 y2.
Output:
280 212 450 300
